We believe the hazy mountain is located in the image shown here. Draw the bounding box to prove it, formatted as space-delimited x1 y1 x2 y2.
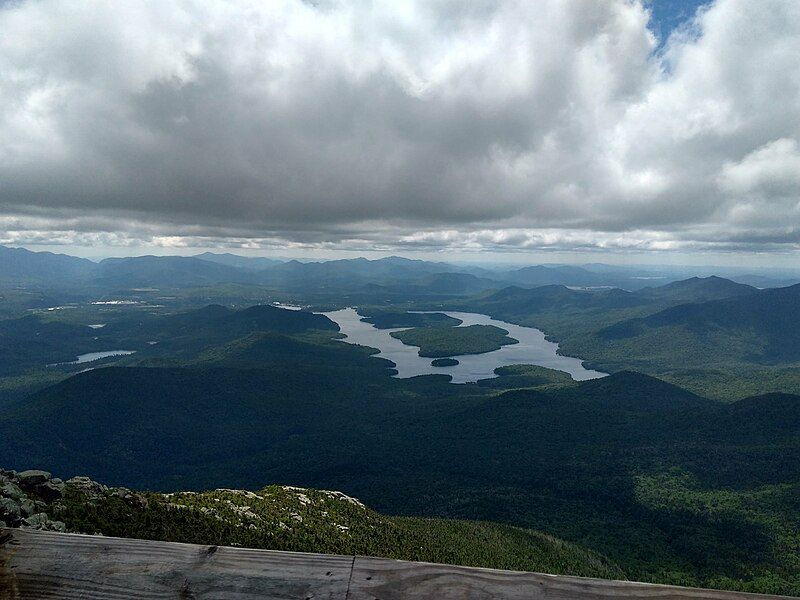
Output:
258 256 458 285
194 252 284 270
472 276 758 320
636 275 757 303
94 255 254 288
412 272 499 294
470 285 646 321
0 245 97 285
502 265 607 287
2 245 795 307
365 272 500 296
726 274 800 289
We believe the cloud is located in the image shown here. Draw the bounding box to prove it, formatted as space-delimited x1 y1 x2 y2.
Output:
0 0 798 254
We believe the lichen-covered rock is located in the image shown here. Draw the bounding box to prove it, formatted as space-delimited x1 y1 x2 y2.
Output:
113 487 148 509
35 480 65 503
21 512 66 532
19 498 36 517
0 497 21 525
17 469 51 488
0 481 25 502
51 520 67 532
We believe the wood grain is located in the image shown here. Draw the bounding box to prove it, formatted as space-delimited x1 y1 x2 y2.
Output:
0 528 352 599
347 556 792 600
0 528 792 600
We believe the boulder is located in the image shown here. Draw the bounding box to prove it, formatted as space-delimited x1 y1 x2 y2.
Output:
17 470 51 488
19 498 36 517
21 513 49 529
0 481 25 502
22 513 67 532
113 487 148 509
35 480 65 503
0 497 21 525
50 520 67 532
66 476 108 500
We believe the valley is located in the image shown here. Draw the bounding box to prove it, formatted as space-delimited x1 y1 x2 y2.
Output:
326 308 604 382
1 246 800 595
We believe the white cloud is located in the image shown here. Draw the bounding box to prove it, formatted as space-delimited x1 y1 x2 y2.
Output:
719 138 800 196
0 0 798 253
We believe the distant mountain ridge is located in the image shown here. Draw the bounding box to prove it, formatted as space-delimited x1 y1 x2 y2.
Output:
636 275 757 303
3 244 796 295
193 252 284 270
95 255 252 287
0 245 96 285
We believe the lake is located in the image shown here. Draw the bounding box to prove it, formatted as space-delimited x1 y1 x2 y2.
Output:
48 350 136 367
322 308 606 383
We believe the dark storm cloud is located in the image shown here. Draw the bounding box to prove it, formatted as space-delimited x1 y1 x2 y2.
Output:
0 0 798 253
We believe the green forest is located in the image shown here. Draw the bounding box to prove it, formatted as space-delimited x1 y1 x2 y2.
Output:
32 476 621 580
390 324 518 357
2 255 800 595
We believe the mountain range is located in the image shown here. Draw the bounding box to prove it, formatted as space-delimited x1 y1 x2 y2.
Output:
5 244 798 294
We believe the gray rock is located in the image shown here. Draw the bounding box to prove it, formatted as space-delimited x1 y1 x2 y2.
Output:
17 469 51 488
19 498 36 517
0 497 21 524
21 513 67 532
50 520 67 533
111 487 148 509
66 476 108 499
35 480 65 503
0 481 25 501
21 512 50 529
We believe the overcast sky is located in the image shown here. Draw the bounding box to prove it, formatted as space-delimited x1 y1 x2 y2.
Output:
1 0 798 263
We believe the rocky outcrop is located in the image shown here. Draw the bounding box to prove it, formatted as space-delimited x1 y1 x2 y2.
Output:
0 467 147 533
0 468 64 531
65 475 108 500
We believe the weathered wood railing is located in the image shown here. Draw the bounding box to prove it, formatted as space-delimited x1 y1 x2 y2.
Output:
0 528 792 599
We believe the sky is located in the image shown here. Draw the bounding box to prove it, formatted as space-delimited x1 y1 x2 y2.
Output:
1 0 799 265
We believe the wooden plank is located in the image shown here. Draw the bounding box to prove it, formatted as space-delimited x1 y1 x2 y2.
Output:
347 556 793 600
1 528 793 600
0 528 353 599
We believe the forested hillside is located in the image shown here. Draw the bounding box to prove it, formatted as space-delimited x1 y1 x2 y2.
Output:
2 365 798 594
3 249 800 594
464 278 800 399
0 468 622 580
